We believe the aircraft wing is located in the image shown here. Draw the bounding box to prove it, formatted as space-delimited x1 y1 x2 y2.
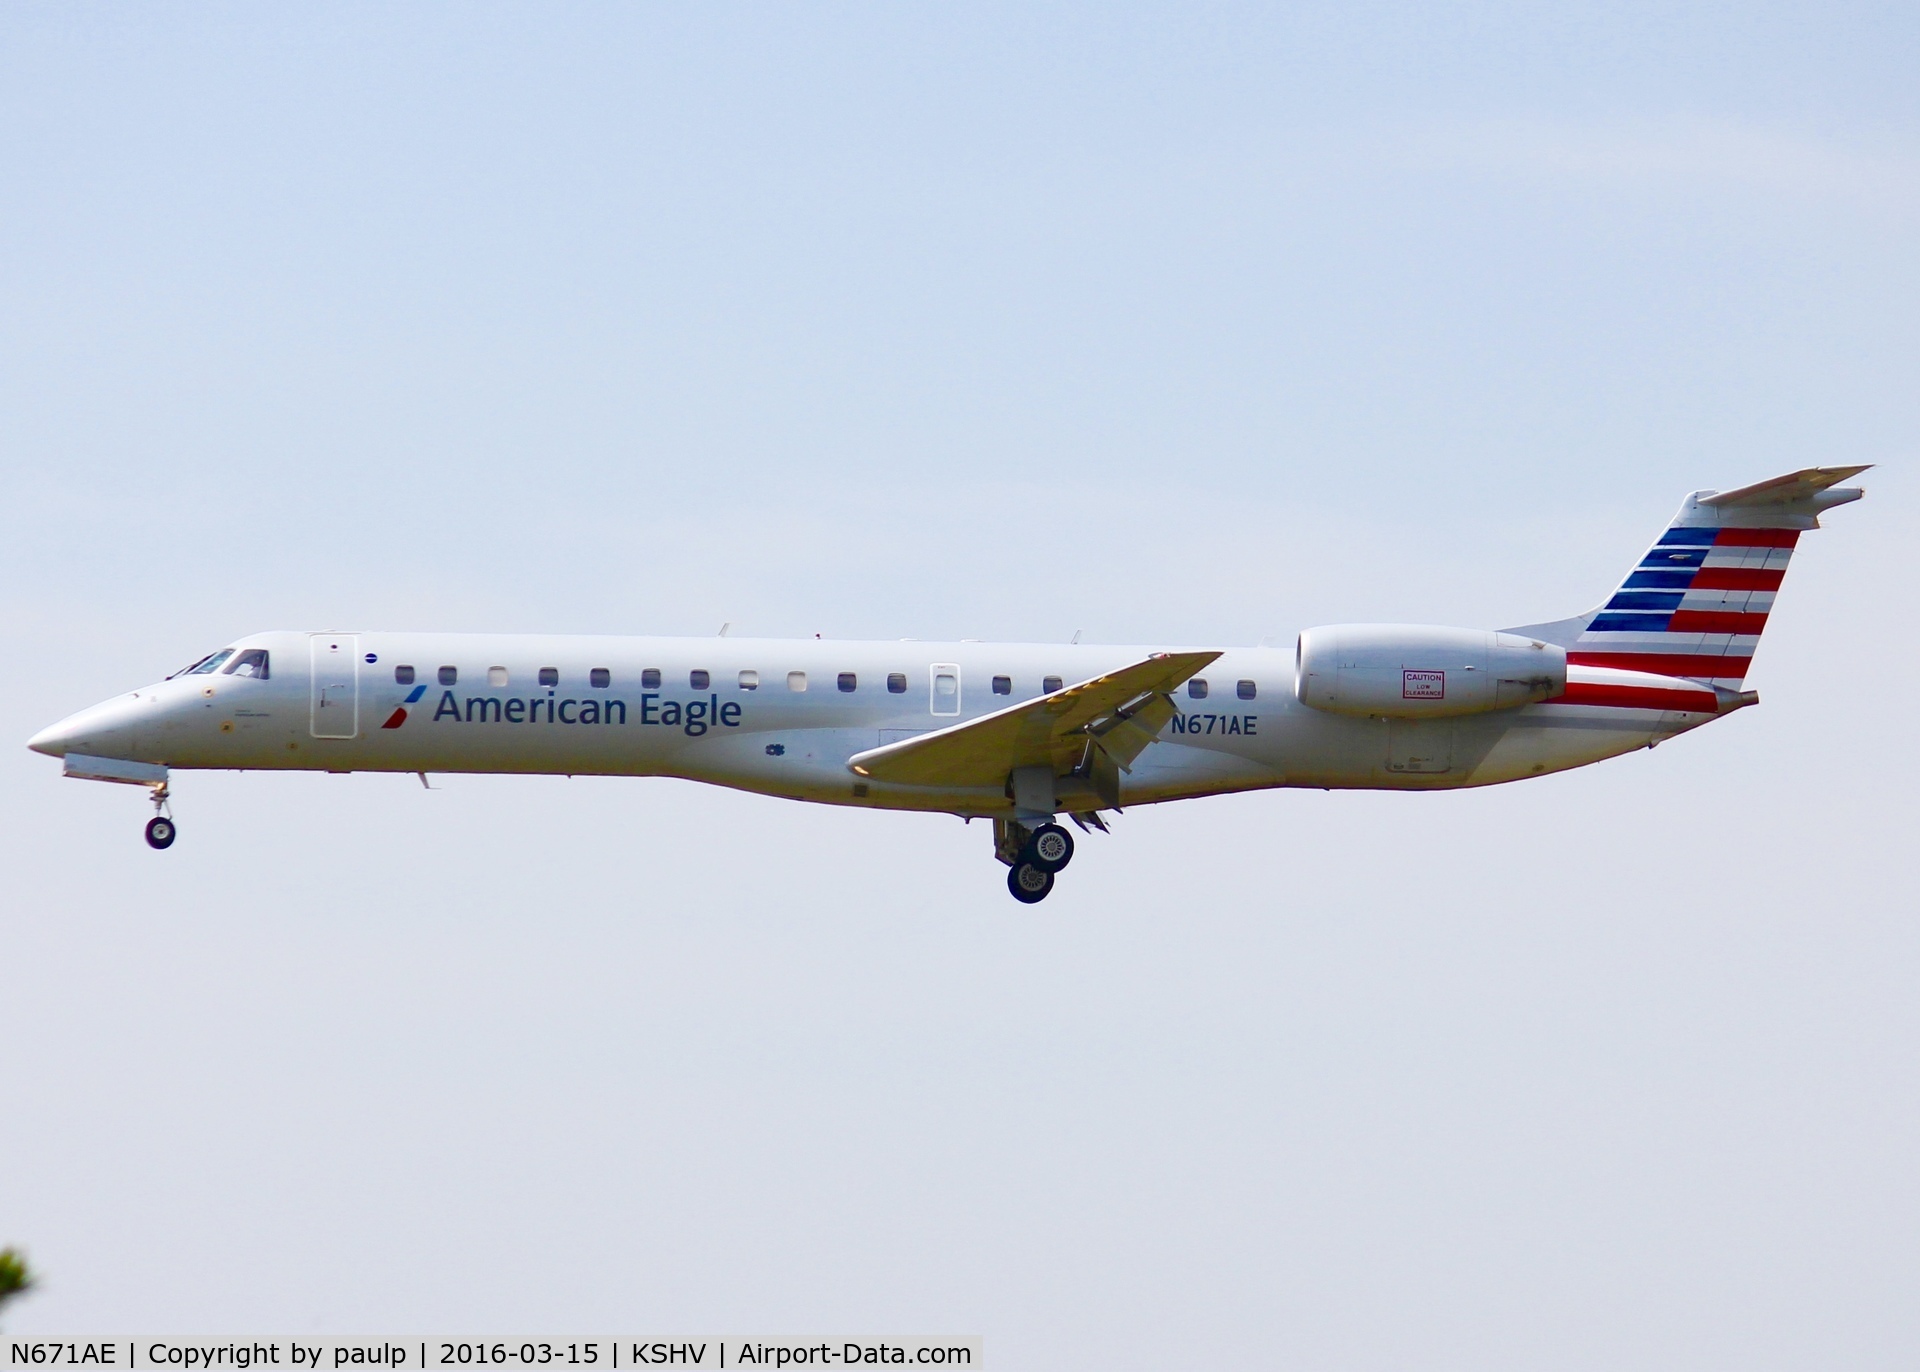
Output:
846 650 1220 792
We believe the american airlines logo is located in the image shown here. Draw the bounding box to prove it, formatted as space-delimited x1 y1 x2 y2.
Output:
380 684 429 728
1402 669 1445 699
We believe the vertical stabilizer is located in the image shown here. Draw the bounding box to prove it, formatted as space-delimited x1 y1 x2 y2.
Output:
1509 466 1868 686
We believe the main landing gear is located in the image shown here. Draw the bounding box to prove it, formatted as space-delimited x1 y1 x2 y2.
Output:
1008 861 1053 903
144 781 176 850
995 819 1079 904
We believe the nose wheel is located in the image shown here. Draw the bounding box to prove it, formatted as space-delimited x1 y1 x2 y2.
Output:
144 781 177 850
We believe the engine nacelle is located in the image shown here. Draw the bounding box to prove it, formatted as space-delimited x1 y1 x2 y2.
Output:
1295 624 1566 718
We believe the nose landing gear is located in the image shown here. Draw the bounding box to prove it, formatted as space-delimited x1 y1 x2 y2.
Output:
144 781 176 850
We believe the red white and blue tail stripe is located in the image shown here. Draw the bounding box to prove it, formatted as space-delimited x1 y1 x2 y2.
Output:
1565 466 1869 689
1570 526 1794 686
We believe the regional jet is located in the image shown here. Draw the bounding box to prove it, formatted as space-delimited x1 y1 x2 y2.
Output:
28 467 1866 901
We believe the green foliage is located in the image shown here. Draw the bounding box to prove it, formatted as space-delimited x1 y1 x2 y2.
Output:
0 1247 33 1315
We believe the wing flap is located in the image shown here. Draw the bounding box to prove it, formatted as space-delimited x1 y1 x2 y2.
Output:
847 650 1220 789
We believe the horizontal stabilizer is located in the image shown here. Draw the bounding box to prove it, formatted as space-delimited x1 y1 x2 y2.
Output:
847 651 1219 789
1702 464 1870 510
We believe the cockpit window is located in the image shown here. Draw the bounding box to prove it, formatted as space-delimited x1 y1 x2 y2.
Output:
168 651 221 679
222 649 270 679
187 650 236 676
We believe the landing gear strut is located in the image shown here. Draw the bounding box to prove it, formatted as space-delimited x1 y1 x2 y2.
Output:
145 781 176 850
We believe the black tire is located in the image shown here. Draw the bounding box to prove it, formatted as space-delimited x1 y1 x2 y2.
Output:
1007 861 1053 903
1025 823 1074 872
145 817 176 850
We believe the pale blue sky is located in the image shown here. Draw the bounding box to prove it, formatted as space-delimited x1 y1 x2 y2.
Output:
2 5 1915 1367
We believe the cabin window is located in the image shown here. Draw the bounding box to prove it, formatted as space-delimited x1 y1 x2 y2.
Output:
1044 675 1063 693
188 650 235 675
691 669 710 690
488 666 509 688
838 672 857 693
738 669 759 690
992 675 1011 695
641 668 661 689
887 673 907 694
223 649 270 679
539 667 559 687
394 665 415 685
1188 678 1208 699
788 671 807 692
590 668 611 688
1237 679 1257 700
439 666 458 686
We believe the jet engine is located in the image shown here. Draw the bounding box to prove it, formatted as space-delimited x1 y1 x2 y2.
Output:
1295 624 1566 718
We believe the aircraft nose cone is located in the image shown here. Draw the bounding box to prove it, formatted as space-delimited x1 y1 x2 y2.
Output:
28 697 143 759
28 718 75 757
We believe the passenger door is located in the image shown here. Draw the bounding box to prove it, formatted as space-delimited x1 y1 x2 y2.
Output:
309 634 360 739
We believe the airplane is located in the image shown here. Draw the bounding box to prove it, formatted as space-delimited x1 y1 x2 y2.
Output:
27 466 1866 902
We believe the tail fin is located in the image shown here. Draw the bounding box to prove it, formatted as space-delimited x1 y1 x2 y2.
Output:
1508 466 1869 688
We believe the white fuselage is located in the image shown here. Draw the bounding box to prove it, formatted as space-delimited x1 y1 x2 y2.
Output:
31 629 1709 816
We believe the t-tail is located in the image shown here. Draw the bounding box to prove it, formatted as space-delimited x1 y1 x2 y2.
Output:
1511 466 1870 694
